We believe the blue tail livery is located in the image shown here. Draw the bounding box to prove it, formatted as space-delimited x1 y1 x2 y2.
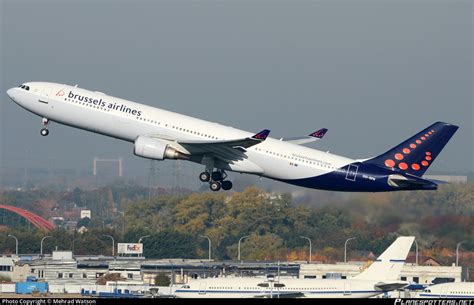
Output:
279 122 458 192
363 122 459 177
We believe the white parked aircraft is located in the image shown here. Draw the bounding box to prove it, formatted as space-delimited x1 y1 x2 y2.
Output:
418 282 474 298
172 236 414 298
7 82 458 192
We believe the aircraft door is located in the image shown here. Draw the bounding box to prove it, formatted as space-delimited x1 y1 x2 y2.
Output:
198 282 207 295
37 87 54 111
343 283 351 296
345 164 358 181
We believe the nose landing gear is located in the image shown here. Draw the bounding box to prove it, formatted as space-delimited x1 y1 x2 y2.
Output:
40 118 50 136
40 128 49 136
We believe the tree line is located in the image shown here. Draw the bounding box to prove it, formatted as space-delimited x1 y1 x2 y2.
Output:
0 182 472 265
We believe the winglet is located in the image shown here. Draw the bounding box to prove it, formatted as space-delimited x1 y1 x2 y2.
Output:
251 129 271 140
309 128 328 139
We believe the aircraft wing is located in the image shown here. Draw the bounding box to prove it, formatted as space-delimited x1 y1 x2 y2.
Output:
374 281 409 291
179 129 270 151
280 128 328 145
251 291 305 298
155 129 270 163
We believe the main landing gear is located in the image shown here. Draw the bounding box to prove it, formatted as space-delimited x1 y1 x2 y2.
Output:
40 118 50 136
199 169 233 192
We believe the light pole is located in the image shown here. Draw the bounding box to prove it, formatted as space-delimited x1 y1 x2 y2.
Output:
138 235 150 244
299 236 312 262
138 235 150 257
344 237 356 263
7 234 18 255
103 234 115 257
71 232 80 255
40 236 52 257
414 239 419 265
456 241 466 267
238 235 250 262
199 235 211 261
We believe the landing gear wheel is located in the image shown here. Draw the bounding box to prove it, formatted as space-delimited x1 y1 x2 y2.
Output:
211 171 223 181
210 181 221 192
40 128 49 136
199 172 211 182
221 180 233 191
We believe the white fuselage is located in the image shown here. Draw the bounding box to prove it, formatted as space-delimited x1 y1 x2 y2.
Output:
172 277 385 298
171 236 415 298
7 82 355 182
417 282 474 299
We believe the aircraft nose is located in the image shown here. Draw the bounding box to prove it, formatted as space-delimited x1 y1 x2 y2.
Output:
6 88 16 100
6 88 14 98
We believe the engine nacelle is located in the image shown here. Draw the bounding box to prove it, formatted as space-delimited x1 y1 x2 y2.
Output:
134 136 188 160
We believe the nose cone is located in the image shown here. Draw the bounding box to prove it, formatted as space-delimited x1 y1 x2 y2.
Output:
6 87 20 103
6 87 22 107
6 88 15 99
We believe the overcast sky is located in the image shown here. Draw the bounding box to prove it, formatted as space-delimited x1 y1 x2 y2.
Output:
1 0 472 188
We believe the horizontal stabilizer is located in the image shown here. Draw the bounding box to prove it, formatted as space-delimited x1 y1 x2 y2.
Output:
387 175 438 190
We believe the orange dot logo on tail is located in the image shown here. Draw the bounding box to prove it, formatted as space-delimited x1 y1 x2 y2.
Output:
385 159 395 167
421 136 426 140
421 160 429 166
410 143 416 149
416 140 422 144
403 148 410 154
398 162 408 170
411 164 420 171
395 153 404 160
425 156 432 161
425 152 431 156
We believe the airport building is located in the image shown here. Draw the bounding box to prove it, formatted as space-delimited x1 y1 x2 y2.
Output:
0 251 466 296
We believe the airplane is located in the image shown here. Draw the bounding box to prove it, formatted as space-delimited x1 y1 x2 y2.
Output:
6 82 458 192
171 236 414 298
417 282 474 298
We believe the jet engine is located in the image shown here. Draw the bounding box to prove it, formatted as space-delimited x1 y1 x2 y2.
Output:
134 136 188 160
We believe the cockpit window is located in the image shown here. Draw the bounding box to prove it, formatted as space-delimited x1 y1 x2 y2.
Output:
18 85 29 91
